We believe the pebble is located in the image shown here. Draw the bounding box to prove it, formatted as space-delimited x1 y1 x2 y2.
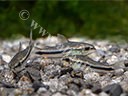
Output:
103 83 123 96
91 83 102 94
120 93 128 96
14 89 22 96
37 87 48 93
109 45 120 53
120 81 128 92
107 55 119 64
124 71 128 78
85 89 97 96
18 75 32 89
84 72 100 82
32 81 49 92
52 92 67 96
67 89 77 96
4 70 14 83
99 92 109 96
114 69 124 76
2 54 11 63
68 83 80 92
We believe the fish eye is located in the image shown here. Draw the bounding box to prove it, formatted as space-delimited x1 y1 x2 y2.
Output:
84 46 95 50
85 47 90 50
62 58 70 62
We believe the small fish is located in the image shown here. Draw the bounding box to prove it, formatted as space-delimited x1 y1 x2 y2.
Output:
35 34 95 58
8 30 34 70
63 55 128 74
62 55 115 72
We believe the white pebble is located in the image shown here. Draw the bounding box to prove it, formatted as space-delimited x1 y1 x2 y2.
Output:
52 92 67 96
107 55 118 64
99 92 109 96
84 72 100 82
2 54 11 63
85 89 97 96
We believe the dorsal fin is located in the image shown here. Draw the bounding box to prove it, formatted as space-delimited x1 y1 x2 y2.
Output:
57 34 69 43
29 29 34 47
29 29 33 44
18 42 22 52
18 29 33 53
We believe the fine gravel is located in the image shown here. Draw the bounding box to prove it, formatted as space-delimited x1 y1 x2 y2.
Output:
0 36 128 96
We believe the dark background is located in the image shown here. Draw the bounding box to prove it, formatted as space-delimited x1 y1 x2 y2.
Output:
0 1 128 40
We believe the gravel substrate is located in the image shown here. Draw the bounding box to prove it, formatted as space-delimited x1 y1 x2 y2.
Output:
0 36 128 96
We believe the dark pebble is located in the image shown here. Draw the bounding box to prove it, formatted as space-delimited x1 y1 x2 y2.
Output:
91 83 102 94
32 81 49 92
103 83 123 96
0 81 17 88
59 67 73 77
85 83 93 89
124 60 128 67
68 83 80 92
26 67 41 81
109 45 120 53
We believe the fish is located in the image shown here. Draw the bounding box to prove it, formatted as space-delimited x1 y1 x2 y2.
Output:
8 30 34 70
35 34 95 58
